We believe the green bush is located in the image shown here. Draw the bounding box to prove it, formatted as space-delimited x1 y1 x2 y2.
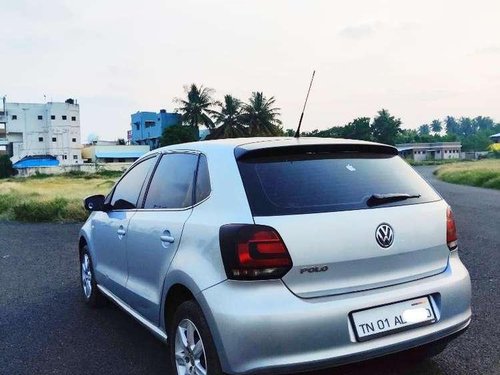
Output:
30 172 52 179
62 170 88 178
0 155 16 178
12 198 69 222
95 169 123 178
0 194 18 214
483 176 500 189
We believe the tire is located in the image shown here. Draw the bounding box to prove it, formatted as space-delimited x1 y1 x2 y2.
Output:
80 246 106 307
169 300 223 375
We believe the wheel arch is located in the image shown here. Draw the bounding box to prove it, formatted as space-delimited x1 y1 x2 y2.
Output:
78 235 87 257
163 283 196 335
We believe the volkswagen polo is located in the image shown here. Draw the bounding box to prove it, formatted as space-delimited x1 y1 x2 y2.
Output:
79 137 471 375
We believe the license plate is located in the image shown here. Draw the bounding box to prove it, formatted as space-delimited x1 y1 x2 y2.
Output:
351 296 436 342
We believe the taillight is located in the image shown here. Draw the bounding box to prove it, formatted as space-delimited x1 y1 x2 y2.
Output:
219 224 293 280
447 207 458 250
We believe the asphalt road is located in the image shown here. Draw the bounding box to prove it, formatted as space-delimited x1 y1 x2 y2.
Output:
0 166 498 375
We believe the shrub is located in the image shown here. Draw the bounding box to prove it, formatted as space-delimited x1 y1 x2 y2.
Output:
0 193 17 214
13 198 69 222
0 155 16 178
30 172 52 179
95 169 123 178
64 200 89 222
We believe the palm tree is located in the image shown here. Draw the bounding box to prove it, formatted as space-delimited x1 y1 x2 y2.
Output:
206 95 247 139
240 92 282 136
175 84 218 130
430 119 443 134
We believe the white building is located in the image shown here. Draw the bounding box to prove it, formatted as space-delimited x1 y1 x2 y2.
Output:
396 142 462 162
0 98 82 166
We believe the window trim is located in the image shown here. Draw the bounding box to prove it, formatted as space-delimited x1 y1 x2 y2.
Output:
105 153 160 211
138 150 211 212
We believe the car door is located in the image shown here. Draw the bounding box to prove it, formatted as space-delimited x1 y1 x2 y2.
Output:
125 152 201 323
91 155 158 300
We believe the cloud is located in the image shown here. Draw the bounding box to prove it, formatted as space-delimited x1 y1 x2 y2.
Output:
472 46 500 55
338 22 382 39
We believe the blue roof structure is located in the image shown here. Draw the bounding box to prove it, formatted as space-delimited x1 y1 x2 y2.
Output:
13 155 60 169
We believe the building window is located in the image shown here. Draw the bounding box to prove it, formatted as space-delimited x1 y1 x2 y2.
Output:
62 115 67 120
38 115 43 120
436 150 440 153
71 116 76 121
52 137 57 142
51 115 55 120
12 115 17 120
145 121 155 128
73 155 78 160
72 138 76 142
38 137 44 142
63 155 68 160
135 124 140 130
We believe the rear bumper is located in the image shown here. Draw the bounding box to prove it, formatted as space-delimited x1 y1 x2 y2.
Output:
198 251 471 375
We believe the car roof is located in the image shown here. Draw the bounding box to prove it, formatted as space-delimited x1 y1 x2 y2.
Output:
144 137 397 158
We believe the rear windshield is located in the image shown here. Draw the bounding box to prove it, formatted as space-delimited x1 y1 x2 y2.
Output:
237 152 441 216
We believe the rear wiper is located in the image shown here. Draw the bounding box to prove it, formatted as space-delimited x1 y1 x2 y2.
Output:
367 193 421 207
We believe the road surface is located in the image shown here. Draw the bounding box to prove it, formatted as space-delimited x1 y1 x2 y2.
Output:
0 166 498 374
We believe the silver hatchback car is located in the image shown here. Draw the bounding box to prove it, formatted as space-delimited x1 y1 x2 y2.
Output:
79 137 471 375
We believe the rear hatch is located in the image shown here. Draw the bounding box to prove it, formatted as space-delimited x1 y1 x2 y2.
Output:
236 141 450 298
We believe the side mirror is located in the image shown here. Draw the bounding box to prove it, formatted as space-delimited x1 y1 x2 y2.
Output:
84 194 106 211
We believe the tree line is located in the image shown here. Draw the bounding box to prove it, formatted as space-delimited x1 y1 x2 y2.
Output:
297 113 500 151
160 84 500 152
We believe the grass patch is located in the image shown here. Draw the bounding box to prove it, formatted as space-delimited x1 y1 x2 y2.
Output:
434 159 500 190
0 171 121 222
13 198 69 222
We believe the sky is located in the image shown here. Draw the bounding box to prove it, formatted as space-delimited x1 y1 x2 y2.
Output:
1 0 500 141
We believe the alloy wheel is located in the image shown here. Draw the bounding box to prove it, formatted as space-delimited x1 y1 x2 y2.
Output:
174 319 207 375
81 253 92 299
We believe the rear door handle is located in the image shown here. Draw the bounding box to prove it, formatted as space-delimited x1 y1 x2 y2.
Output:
117 226 126 238
160 230 175 244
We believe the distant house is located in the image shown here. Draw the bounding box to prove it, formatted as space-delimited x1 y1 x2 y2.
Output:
396 142 462 161
0 98 83 166
130 109 182 150
82 144 150 163
490 133 500 143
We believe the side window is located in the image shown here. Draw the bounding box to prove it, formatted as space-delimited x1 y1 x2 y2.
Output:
195 154 211 203
144 153 198 209
111 156 157 209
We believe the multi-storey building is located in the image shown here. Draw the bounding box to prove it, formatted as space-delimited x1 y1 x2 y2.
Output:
130 109 182 150
0 98 82 166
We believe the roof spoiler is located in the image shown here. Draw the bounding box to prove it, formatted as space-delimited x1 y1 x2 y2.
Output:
235 143 398 160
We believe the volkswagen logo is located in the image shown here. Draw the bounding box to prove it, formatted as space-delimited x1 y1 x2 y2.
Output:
375 223 394 248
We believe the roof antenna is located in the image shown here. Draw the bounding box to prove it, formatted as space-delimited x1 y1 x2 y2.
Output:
294 70 316 138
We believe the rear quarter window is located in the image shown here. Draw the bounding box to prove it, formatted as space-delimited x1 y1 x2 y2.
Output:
238 152 441 216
